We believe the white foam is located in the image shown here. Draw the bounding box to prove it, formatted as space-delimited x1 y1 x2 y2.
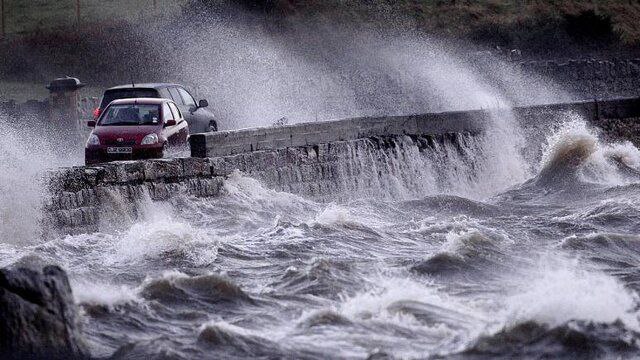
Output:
314 204 353 226
0 243 21 268
101 195 218 266
603 141 640 169
381 44 531 195
537 116 640 186
72 280 139 308
503 257 640 331
199 320 257 337
338 277 483 328
223 170 317 209
439 229 491 257
108 220 217 266
311 203 388 230
585 140 640 185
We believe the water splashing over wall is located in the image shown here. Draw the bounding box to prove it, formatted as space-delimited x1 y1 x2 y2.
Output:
0 112 81 243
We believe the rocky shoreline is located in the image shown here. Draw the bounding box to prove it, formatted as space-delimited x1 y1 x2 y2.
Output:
0 264 89 359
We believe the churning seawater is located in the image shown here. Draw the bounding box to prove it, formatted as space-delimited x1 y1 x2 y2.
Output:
2 109 640 359
1 32 640 356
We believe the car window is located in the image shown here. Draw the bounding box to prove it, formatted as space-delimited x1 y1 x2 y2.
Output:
177 88 197 108
100 89 159 109
168 102 182 120
158 88 172 100
163 103 174 121
99 104 161 126
167 87 183 105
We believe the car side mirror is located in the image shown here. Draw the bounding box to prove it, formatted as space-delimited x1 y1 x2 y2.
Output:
198 99 209 108
87 120 96 127
165 119 177 127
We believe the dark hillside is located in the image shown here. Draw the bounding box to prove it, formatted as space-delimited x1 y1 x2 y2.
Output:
1 1 639 92
187 0 640 57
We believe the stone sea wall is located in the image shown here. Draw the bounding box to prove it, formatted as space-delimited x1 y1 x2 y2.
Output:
45 133 476 235
44 158 225 235
46 97 640 235
189 110 486 157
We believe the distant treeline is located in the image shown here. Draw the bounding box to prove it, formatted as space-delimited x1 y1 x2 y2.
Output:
2 0 640 87
186 0 640 52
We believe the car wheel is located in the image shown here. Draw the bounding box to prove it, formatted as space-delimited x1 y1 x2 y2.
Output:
207 120 218 132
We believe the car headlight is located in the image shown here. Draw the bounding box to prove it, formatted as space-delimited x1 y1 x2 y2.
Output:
141 133 159 145
86 134 100 146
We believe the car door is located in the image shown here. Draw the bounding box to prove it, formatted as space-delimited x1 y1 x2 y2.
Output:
167 102 189 144
161 102 180 146
167 86 197 133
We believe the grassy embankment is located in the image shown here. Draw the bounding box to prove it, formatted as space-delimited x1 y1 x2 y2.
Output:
210 0 640 55
2 1 640 101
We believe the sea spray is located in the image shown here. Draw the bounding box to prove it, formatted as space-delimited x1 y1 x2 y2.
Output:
502 256 640 332
536 116 640 186
0 112 81 243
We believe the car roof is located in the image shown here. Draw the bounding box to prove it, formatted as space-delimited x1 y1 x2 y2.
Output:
106 83 183 90
108 97 172 105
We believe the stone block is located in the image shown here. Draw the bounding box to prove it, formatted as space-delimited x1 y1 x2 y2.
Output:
188 177 224 197
256 140 274 151
289 132 307 147
48 167 88 193
82 167 104 187
225 155 246 174
599 97 640 119
273 137 293 149
119 161 146 183
148 182 170 200
181 157 212 177
143 159 183 181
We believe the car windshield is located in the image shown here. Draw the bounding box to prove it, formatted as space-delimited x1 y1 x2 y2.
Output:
100 89 158 109
99 104 161 126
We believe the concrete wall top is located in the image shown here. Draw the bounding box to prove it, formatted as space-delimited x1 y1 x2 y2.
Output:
190 97 640 159
190 110 493 158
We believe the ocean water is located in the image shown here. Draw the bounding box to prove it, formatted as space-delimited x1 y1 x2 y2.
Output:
2 110 640 359
1 32 639 357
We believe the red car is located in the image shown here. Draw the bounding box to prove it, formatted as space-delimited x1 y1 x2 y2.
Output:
85 98 189 165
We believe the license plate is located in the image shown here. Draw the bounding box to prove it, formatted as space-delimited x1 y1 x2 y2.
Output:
107 147 132 154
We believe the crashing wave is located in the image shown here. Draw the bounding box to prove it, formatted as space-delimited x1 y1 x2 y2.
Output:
534 119 640 188
463 320 640 359
140 271 252 304
399 195 500 218
109 336 188 360
535 120 598 187
560 233 640 271
269 258 355 298
197 321 282 357
297 309 353 329
412 229 507 279
72 280 140 315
